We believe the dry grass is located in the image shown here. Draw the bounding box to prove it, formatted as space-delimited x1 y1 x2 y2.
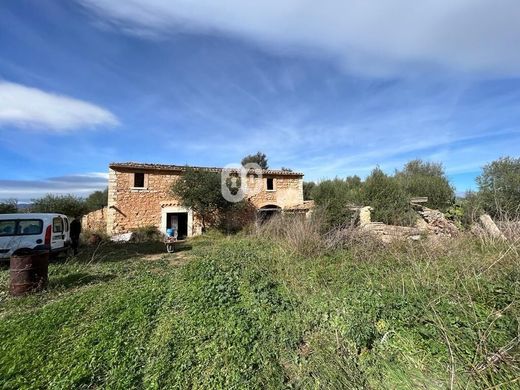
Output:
253 213 326 257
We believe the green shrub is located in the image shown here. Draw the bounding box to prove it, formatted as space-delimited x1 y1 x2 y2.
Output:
362 167 415 225
0 199 17 214
303 181 316 200
131 226 163 242
85 188 108 212
30 194 88 217
218 201 257 234
477 156 520 218
312 160 455 227
312 176 363 228
395 159 455 211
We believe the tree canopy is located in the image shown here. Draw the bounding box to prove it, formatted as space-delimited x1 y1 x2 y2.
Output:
303 181 316 200
30 194 88 217
85 188 108 212
241 152 268 169
0 199 17 214
476 156 520 218
311 160 454 227
171 167 233 230
395 159 454 210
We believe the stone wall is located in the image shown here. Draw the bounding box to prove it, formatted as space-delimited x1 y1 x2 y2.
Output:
247 174 303 209
82 207 107 232
107 167 304 236
107 168 180 235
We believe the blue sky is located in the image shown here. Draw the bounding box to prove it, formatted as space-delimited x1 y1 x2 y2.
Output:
1 0 519 201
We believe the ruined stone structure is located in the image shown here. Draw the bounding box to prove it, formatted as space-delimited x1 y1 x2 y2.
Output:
106 162 308 237
82 207 107 232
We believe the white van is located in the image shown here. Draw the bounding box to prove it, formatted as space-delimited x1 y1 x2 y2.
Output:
0 213 71 260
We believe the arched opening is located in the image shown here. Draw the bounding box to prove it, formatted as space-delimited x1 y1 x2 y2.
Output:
257 204 281 224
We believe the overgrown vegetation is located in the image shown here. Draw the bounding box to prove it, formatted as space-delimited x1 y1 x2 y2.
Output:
1 189 108 217
130 225 164 242
84 188 109 212
311 157 520 228
30 194 89 217
1 230 518 389
477 156 520 219
1 155 519 388
171 166 254 232
0 199 17 214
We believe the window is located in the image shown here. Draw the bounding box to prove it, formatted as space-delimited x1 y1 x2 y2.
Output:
266 178 274 191
0 220 16 236
18 220 43 235
64 217 69 232
0 219 43 236
134 172 145 188
53 217 63 233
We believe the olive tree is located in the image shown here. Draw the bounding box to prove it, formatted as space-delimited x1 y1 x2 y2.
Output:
241 152 268 169
30 194 88 217
476 156 520 218
395 159 454 211
0 199 17 214
171 167 235 231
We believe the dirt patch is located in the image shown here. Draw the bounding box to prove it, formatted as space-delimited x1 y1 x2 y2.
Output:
141 251 192 266
142 253 167 261
169 251 191 266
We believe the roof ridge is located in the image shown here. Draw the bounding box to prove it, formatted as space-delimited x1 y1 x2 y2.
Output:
109 161 304 176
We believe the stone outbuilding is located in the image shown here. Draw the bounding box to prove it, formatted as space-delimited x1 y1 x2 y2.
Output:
106 162 310 237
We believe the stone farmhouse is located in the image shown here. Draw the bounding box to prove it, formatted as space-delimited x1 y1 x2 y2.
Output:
104 162 312 238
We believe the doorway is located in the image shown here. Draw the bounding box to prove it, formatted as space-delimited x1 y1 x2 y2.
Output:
166 212 188 239
257 204 282 224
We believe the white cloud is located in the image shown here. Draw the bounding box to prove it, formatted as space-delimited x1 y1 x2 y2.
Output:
0 172 108 202
0 81 119 131
78 0 520 76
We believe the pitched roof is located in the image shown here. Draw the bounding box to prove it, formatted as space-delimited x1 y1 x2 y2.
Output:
109 162 303 177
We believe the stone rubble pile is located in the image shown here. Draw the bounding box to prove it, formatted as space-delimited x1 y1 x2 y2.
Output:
411 204 459 237
357 202 511 244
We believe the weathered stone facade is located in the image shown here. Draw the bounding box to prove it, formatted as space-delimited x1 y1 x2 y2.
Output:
82 207 107 232
106 162 306 236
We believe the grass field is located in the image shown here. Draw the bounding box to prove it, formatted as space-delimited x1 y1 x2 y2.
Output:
0 232 519 389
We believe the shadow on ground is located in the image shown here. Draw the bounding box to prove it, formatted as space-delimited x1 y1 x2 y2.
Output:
49 272 116 289
57 241 193 264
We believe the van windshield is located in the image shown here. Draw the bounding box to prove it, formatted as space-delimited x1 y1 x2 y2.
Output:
0 219 43 236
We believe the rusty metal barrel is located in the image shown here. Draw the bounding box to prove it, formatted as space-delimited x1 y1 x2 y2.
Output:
10 250 49 296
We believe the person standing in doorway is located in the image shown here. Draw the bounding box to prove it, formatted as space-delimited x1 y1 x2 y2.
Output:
70 216 82 255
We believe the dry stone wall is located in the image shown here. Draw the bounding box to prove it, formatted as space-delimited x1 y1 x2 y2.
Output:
82 207 107 232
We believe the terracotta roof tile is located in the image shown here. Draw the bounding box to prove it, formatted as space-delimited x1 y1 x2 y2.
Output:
109 162 304 176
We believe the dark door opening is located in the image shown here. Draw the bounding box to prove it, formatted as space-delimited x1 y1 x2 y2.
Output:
166 212 188 239
257 205 281 224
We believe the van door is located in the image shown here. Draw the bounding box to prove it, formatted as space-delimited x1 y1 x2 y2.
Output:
52 217 65 250
62 216 70 245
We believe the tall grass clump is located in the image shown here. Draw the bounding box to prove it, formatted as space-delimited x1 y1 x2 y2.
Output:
254 213 326 257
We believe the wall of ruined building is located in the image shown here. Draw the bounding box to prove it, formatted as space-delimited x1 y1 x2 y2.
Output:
246 175 303 209
106 168 304 235
82 207 107 232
